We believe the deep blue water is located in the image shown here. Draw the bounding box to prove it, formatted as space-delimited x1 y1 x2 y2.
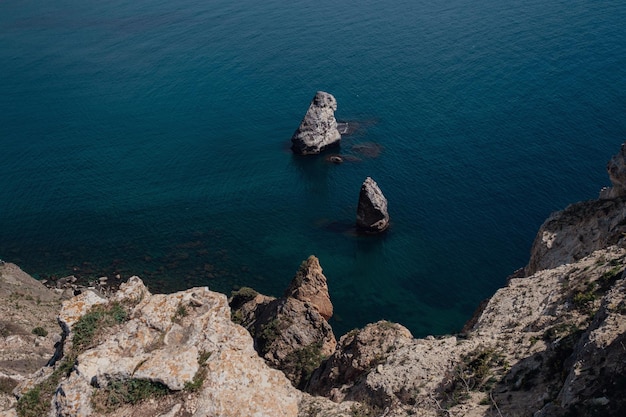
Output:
1 0 625 337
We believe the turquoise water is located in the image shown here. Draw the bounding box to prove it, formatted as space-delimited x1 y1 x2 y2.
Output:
1 0 625 336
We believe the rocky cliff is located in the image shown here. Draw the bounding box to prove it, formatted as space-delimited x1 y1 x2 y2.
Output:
3 144 626 416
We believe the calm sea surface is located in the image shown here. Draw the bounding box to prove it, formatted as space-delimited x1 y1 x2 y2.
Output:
1 0 625 336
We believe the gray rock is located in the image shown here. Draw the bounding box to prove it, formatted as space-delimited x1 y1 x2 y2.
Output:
601 142 626 199
290 92 341 155
524 198 626 276
356 177 390 233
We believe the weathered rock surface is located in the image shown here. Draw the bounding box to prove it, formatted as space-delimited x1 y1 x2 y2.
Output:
290 91 341 155
302 247 626 417
524 198 626 276
11 277 304 417
0 263 62 411
308 321 414 403
284 255 333 320
535 272 626 416
356 176 390 233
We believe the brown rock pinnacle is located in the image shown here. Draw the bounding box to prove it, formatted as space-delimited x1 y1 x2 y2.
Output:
284 255 333 320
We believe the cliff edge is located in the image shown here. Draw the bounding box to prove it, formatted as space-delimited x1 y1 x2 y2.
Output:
3 144 626 416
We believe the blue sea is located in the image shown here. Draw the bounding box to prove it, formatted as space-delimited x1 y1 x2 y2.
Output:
1 0 625 337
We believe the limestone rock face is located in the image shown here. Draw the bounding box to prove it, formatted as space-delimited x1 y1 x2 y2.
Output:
356 177 390 233
290 91 341 155
600 142 626 199
14 277 301 417
524 198 626 276
536 274 626 416
0 263 62 411
284 255 333 320
308 321 413 403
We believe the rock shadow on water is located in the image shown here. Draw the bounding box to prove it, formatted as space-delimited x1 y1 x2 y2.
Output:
350 142 383 158
315 218 393 242
336 117 379 137
320 142 384 165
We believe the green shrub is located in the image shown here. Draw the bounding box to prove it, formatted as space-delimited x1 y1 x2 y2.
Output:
229 287 259 310
439 347 505 409
184 351 212 392
259 319 281 349
91 379 170 411
16 354 76 417
172 302 188 322
17 302 129 417
72 302 129 351
31 327 48 337
283 343 325 389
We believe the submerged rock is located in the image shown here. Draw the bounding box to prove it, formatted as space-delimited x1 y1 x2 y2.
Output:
351 142 383 158
290 91 341 155
326 154 344 164
356 177 390 233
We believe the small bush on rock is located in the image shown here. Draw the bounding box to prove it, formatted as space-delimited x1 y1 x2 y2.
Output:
91 379 171 411
31 326 48 337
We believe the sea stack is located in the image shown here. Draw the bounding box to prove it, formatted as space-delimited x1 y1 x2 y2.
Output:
600 142 626 199
356 177 390 233
290 91 341 155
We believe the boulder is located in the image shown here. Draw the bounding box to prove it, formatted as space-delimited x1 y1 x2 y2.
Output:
253 297 337 389
284 255 333 320
290 92 341 155
356 177 390 233
307 321 413 403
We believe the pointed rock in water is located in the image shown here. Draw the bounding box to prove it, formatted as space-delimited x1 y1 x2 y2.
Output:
600 142 626 199
356 177 390 233
284 255 333 320
290 91 341 155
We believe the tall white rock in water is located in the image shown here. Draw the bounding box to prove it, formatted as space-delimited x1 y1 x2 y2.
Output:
290 91 341 155
356 177 390 233
600 142 626 199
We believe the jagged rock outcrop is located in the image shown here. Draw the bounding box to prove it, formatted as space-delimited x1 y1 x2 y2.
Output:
301 247 626 417
535 272 626 416
356 177 390 233
600 142 626 198
12 277 303 417
308 321 414 404
524 198 626 276
284 255 333 320
290 91 341 155
230 256 336 388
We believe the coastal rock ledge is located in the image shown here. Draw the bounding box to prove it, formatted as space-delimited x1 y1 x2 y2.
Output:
356 177 390 233
290 91 341 155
